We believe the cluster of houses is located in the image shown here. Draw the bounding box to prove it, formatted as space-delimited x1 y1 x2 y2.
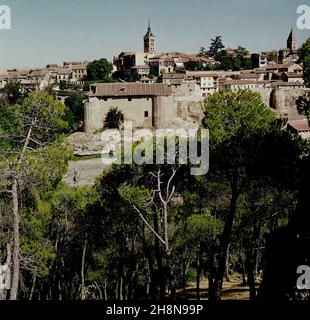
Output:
160 61 304 99
112 26 304 98
1 23 309 138
86 25 309 137
0 61 88 91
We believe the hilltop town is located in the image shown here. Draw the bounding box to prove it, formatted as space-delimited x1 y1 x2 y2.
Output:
1 24 309 140
1 4 310 304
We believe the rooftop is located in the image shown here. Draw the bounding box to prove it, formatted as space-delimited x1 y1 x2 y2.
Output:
288 120 310 132
265 62 301 70
71 64 87 70
186 71 220 78
284 72 303 78
89 83 172 97
163 73 186 80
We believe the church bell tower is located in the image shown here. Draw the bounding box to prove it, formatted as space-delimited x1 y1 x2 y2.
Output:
144 21 156 53
287 28 298 53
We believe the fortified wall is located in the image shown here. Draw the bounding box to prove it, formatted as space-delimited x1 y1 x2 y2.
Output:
84 83 308 134
270 87 310 120
84 83 204 133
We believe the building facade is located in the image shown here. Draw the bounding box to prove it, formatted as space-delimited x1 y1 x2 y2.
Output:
84 83 173 132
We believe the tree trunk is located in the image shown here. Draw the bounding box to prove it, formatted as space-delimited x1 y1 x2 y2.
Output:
211 175 239 302
103 278 108 301
207 248 217 301
225 245 230 281
81 236 87 300
162 195 176 299
196 248 201 300
29 274 37 300
140 223 157 300
10 179 20 300
182 256 188 293
153 210 165 300
9 126 33 300
246 254 256 301
240 239 247 285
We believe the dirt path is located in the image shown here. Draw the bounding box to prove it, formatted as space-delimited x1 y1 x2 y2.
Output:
63 158 109 187
178 274 260 300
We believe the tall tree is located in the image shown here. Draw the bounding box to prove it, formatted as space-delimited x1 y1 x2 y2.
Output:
199 47 207 57
64 92 86 132
299 37 310 87
202 89 275 301
208 36 225 59
86 58 114 81
0 92 69 299
0 82 24 106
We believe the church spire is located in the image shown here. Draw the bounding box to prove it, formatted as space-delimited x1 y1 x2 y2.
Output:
148 20 151 32
145 20 154 37
287 28 297 52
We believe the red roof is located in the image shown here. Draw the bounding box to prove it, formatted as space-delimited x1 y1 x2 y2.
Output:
288 120 310 132
90 83 172 97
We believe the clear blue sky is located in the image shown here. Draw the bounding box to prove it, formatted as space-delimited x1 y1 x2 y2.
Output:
0 0 309 70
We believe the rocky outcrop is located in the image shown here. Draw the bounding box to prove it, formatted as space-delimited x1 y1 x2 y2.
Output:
270 88 310 120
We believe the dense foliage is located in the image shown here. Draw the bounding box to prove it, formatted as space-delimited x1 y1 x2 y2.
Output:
0 85 309 301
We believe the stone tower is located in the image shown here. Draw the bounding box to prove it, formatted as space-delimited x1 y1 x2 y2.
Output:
144 21 156 53
287 29 298 53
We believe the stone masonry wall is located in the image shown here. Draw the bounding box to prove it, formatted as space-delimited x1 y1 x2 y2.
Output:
84 96 153 133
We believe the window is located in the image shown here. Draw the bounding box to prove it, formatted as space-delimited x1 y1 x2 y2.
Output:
144 111 149 118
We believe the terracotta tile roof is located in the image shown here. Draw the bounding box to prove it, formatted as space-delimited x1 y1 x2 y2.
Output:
131 65 150 69
56 68 73 75
186 71 220 78
222 80 269 85
71 64 87 70
163 73 185 80
265 64 284 70
169 79 183 85
288 120 310 132
253 69 268 74
90 83 172 97
237 73 260 79
265 62 301 70
0 73 8 80
20 79 38 85
30 69 50 77
7 69 29 77
284 72 303 78
270 81 304 87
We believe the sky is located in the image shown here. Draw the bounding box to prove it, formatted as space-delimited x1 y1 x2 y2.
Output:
0 0 309 70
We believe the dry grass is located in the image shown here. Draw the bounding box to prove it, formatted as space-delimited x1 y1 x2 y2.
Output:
177 274 261 300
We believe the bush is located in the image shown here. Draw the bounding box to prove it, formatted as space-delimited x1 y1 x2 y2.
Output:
104 108 124 129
